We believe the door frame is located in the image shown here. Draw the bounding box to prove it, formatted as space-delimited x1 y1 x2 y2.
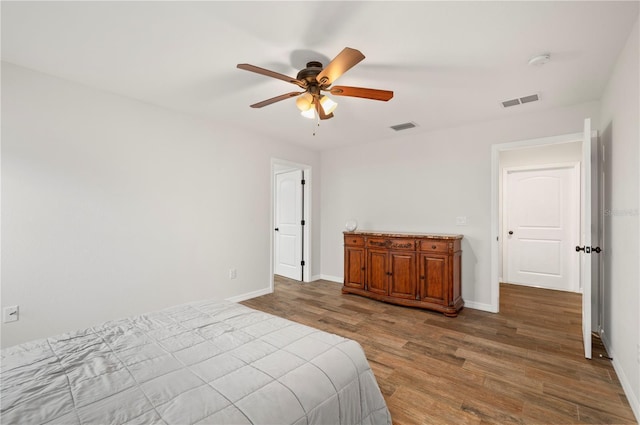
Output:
490 131 592 312
501 162 581 292
270 158 312 289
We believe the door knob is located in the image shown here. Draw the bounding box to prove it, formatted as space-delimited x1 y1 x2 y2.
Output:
508 231 514 235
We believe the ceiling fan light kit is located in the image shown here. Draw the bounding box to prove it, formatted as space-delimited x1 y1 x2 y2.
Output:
237 47 393 122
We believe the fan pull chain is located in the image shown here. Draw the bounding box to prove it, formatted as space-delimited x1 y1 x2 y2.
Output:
312 110 320 136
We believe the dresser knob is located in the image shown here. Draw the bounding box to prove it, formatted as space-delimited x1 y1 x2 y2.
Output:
432 245 437 249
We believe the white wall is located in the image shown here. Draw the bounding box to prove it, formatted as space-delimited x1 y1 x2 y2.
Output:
320 101 600 310
1 63 321 348
598 17 640 420
499 141 582 168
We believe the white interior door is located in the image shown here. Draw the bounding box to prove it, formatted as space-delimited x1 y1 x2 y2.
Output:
504 165 580 292
580 118 593 359
274 169 302 280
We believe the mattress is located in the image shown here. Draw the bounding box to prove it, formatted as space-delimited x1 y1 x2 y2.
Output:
1 300 391 424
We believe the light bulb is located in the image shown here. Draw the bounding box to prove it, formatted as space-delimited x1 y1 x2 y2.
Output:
295 93 313 111
301 108 316 119
319 95 338 114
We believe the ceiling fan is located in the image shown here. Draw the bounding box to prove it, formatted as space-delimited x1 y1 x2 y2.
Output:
237 47 393 120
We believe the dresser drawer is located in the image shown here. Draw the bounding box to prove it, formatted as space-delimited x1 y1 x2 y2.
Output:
344 235 365 247
366 238 416 250
420 240 450 253
366 238 389 249
388 238 416 250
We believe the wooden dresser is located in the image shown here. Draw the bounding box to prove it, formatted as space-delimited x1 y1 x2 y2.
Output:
343 231 464 317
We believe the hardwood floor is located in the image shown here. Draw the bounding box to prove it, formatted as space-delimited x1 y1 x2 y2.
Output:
241 276 636 424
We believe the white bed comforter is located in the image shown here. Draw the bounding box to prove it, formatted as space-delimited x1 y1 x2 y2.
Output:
1 300 391 425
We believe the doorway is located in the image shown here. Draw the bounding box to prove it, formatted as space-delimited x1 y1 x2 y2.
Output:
490 120 599 359
271 159 312 287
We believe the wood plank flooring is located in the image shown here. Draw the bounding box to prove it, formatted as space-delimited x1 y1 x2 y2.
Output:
241 277 636 424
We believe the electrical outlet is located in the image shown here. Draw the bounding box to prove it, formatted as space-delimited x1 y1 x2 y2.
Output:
3 305 19 323
229 268 237 280
456 216 468 226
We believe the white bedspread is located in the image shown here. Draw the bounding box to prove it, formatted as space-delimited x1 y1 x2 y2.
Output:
1 300 391 424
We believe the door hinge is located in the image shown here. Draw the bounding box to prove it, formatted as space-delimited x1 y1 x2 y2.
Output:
301 260 305 266
301 179 306 185
301 220 305 226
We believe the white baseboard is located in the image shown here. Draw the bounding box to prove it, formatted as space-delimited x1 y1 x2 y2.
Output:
600 330 640 423
318 274 343 283
225 287 272 303
463 300 498 313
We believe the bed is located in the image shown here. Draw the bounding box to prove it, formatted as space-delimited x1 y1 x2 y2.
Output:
1 300 391 424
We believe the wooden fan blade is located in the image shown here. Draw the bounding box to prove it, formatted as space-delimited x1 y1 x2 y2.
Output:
250 92 304 108
316 47 365 86
329 85 394 101
237 64 306 88
315 100 334 120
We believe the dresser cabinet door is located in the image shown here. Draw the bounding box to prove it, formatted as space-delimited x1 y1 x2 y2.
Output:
389 251 417 299
344 247 365 289
419 253 448 305
367 250 389 295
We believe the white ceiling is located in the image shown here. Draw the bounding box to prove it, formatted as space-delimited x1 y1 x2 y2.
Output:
2 1 638 151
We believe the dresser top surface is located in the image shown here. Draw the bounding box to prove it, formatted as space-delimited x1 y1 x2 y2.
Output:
344 231 463 240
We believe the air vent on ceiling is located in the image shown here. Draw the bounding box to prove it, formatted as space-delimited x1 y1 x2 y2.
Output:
519 94 539 104
390 122 417 131
502 99 521 108
501 93 540 108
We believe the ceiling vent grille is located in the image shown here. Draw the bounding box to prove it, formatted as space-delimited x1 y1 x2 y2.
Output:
501 99 521 108
390 122 417 131
501 93 540 108
519 94 539 104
